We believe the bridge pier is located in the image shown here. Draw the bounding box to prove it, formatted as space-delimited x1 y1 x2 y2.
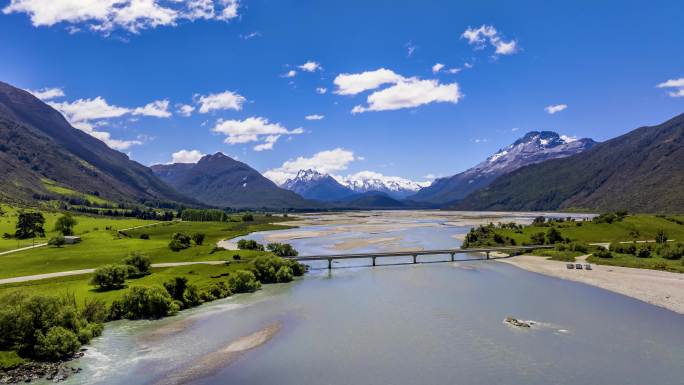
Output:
372 256 376 266
413 254 417 264
450 252 455 262
328 258 332 269
486 251 490 260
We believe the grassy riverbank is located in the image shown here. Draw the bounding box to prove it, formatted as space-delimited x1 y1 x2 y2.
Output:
463 213 684 272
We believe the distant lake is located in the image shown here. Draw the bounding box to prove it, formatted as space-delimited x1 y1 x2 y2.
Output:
62 211 684 385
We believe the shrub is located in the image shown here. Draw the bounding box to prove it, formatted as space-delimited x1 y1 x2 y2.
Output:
90 264 129 290
34 326 81 360
169 232 192 251
139 233 150 240
530 232 546 245
655 229 668 244
267 242 299 257
122 252 152 277
594 248 613 258
2 232 12 239
242 213 254 222
227 270 261 293
81 298 108 324
532 216 546 226
275 266 294 283
204 282 232 300
191 232 206 245
233 254 241 260
109 286 178 320
658 243 684 260
237 239 264 251
77 322 103 345
546 227 563 244
54 214 77 236
610 242 637 255
636 247 652 258
164 277 189 302
183 285 203 307
48 236 66 247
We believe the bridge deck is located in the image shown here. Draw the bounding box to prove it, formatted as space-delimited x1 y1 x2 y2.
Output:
288 245 552 268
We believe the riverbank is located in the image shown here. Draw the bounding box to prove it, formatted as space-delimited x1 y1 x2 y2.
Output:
498 254 684 315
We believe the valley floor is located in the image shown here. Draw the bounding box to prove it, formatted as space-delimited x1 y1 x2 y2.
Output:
497 254 684 315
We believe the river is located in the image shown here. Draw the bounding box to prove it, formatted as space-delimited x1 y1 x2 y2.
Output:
60 211 684 385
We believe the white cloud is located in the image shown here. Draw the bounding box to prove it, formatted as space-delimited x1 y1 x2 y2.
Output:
656 77 684 97
47 94 168 150
351 78 461 113
253 135 280 151
281 70 297 78
406 41 417 57
212 116 303 150
176 103 195 117
26 87 64 101
333 68 405 95
2 0 241 34
263 148 357 185
315 87 327 94
461 25 518 56
171 149 205 163
431 63 445 73
196 90 246 113
298 61 321 72
132 99 171 117
305 114 324 120
544 104 568 114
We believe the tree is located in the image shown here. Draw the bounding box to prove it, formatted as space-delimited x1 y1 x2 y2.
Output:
123 252 151 277
242 213 254 222
47 236 65 247
15 212 45 242
90 265 129 290
546 227 563 244
267 242 299 257
54 214 77 236
169 232 192 251
237 239 264 250
164 277 189 302
636 247 651 258
655 229 668 244
530 232 546 245
191 232 206 245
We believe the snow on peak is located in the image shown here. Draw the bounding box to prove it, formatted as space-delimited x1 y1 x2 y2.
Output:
335 171 428 194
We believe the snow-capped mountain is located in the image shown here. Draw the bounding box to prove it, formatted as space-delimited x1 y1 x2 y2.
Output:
336 171 430 199
281 169 356 201
409 131 596 204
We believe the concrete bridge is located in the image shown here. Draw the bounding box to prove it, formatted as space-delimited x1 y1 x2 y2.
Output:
289 245 554 269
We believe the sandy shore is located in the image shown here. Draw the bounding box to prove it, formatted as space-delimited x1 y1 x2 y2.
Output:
158 322 281 385
498 255 684 315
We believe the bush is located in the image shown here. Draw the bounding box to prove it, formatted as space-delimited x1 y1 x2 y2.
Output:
658 243 684 260
610 242 637 255
530 232 546 245
122 252 152 277
227 270 261 293
191 232 206 245
48 236 66 247
636 247 652 258
183 285 203 307
81 298 108 324
267 242 299 257
237 239 264 251
242 213 254 222
54 214 77 236
163 277 189 302
204 282 232 300
546 227 563 244
233 254 241 260
655 229 668 244
34 326 81 360
109 286 178 320
90 264 129 290
169 232 192 251
594 248 613 258
275 266 294 283
0 293 102 361
139 233 150 240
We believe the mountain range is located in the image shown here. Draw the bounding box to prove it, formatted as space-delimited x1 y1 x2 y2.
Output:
0 81 191 206
454 113 684 213
151 153 315 209
1 79 682 213
409 131 596 205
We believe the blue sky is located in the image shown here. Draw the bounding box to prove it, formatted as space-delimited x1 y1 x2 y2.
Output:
1 0 683 185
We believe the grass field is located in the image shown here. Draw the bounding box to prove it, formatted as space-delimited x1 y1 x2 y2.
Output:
0 204 154 252
0 208 291 279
